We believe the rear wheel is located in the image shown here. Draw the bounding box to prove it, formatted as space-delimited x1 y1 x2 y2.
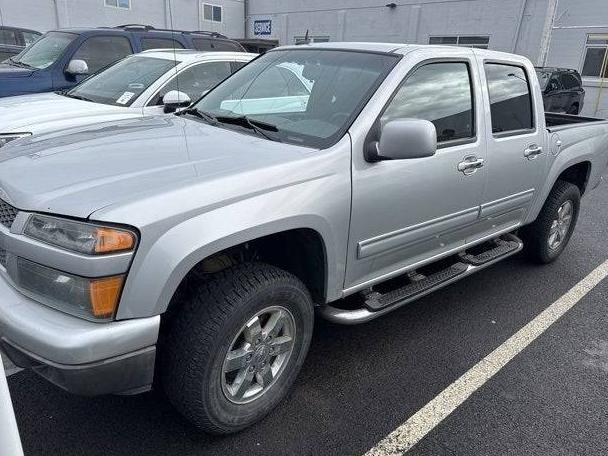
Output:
161 263 314 434
521 180 580 264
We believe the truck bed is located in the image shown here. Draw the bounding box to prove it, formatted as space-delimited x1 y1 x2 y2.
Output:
545 112 608 131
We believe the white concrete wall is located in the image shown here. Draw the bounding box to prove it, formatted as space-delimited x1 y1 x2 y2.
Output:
0 0 245 37
245 0 549 62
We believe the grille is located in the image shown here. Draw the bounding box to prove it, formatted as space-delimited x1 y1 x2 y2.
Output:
0 247 6 269
0 199 18 229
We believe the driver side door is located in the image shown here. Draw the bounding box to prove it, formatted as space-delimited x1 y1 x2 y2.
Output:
346 53 487 291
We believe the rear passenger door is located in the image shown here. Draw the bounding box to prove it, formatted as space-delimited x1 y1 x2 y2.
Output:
472 58 546 243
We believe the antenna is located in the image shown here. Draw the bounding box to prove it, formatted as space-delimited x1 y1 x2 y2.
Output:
167 0 180 103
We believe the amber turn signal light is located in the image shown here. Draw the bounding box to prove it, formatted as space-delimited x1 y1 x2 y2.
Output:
94 227 135 254
89 275 124 318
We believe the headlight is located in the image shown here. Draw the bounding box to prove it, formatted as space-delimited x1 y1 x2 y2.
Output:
0 133 32 148
9 256 123 320
24 214 136 255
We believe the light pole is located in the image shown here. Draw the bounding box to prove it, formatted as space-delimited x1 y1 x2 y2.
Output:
0 356 24 456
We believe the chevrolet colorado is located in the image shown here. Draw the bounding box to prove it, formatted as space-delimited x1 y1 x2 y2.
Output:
0 43 607 434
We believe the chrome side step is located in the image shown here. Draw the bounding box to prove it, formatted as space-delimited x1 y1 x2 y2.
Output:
318 234 523 325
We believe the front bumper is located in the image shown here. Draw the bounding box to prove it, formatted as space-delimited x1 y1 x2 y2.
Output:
0 270 160 395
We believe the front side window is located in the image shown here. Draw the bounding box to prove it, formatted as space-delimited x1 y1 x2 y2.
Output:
581 34 608 78
485 63 533 134
141 38 185 51
72 36 133 73
22 31 41 46
193 49 398 148
382 62 474 143
67 55 176 106
10 31 77 69
153 61 232 105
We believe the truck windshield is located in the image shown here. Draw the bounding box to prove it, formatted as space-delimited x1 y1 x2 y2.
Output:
535 70 551 90
11 31 77 69
66 55 177 107
193 49 399 148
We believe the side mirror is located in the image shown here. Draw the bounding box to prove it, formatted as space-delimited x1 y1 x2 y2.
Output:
368 119 437 161
65 59 89 76
162 90 191 113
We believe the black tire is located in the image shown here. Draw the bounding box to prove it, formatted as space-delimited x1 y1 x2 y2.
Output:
160 262 314 434
521 180 580 264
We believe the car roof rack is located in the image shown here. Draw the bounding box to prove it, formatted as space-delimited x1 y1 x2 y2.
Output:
189 31 228 39
113 24 157 30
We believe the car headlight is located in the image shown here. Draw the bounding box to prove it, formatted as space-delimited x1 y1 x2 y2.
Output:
24 214 137 255
0 133 32 148
9 257 124 320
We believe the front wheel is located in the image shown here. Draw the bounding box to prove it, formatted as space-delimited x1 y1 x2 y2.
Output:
161 263 314 434
521 180 580 264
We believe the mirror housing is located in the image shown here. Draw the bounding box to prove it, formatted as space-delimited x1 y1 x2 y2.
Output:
65 59 89 76
367 119 437 161
162 90 191 113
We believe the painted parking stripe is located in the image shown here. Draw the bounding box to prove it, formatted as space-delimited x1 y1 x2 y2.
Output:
365 259 608 456
2 354 22 377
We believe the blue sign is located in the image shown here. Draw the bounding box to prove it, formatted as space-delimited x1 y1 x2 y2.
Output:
254 20 272 36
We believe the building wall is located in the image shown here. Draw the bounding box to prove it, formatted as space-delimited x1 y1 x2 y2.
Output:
0 0 245 37
544 0 608 117
246 0 549 62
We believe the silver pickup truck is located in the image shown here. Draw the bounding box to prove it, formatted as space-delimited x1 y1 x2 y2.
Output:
0 43 607 434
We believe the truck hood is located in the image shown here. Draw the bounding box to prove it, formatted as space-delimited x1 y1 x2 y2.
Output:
0 92 139 133
0 63 34 78
0 115 314 219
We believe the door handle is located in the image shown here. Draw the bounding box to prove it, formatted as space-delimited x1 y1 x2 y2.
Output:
457 157 485 175
524 145 543 159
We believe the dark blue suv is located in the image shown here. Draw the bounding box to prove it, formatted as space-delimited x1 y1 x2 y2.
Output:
0 25 245 98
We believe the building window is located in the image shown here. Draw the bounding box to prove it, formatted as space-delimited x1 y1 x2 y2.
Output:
429 36 489 49
581 34 608 78
294 36 330 45
203 3 223 23
105 0 131 9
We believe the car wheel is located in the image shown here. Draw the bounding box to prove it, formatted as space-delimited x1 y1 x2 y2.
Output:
161 262 314 434
521 180 580 264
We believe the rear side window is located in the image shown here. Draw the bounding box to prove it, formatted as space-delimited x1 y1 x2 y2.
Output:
381 62 474 143
72 35 133 73
485 63 533 134
0 30 17 46
192 38 241 52
141 37 185 51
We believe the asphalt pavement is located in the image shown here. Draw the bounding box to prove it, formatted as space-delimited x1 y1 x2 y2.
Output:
5 179 608 456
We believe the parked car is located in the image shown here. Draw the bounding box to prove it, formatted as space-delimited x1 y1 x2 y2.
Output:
0 44 607 435
536 67 585 114
0 26 41 61
0 25 245 98
0 50 256 146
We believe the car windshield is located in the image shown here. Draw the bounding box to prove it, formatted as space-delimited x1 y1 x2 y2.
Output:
67 55 177 107
193 49 399 148
11 31 77 69
536 70 551 90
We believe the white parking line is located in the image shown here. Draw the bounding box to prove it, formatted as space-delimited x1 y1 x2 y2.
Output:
365 259 608 456
2 353 22 377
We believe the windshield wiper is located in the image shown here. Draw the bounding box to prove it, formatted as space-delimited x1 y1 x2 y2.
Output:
62 93 95 102
6 58 34 69
179 107 218 125
214 115 281 142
